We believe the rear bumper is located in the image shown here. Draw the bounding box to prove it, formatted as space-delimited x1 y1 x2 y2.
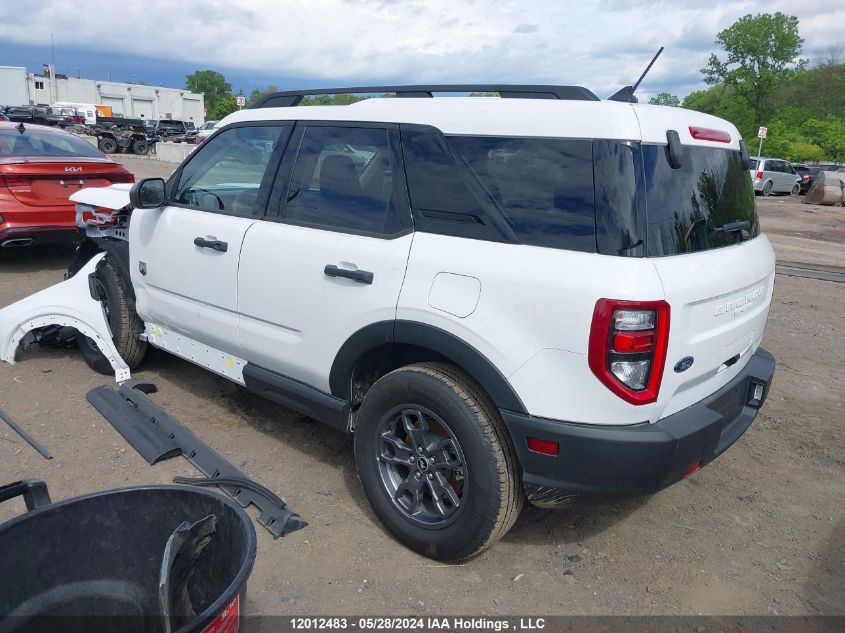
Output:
501 347 776 507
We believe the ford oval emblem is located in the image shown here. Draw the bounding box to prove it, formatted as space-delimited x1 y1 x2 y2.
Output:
674 356 695 373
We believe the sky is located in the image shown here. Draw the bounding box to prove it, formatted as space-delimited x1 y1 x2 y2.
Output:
0 0 842 100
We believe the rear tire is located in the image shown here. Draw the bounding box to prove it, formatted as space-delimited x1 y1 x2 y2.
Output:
98 136 118 153
354 362 523 562
762 180 773 196
77 256 147 374
790 183 800 196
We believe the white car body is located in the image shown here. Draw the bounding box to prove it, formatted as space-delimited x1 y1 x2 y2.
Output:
0 87 777 520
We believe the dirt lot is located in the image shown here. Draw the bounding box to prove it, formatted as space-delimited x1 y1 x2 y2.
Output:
0 157 842 616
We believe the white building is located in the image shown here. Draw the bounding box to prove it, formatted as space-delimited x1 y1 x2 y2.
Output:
0 65 205 125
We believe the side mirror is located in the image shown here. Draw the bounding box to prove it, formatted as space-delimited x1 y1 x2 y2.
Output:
129 178 166 209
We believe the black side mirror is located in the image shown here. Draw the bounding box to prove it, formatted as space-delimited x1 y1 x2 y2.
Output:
129 178 166 208
666 130 683 169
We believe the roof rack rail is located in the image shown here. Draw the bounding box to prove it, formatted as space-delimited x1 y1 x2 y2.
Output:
251 84 600 108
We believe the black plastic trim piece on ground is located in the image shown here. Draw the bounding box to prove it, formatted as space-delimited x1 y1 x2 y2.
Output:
86 380 307 537
0 408 52 460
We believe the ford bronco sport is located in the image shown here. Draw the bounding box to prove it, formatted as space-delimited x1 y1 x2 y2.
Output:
0 85 776 561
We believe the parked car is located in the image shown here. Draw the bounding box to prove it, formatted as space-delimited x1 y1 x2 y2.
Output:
791 163 821 194
195 120 219 144
749 156 801 196
3 105 51 126
45 106 83 128
7 86 777 561
0 122 134 247
155 119 187 138
0 112 8 122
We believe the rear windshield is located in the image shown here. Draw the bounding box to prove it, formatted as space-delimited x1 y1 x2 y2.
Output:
641 145 758 256
749 159 758 170
0 129 107 159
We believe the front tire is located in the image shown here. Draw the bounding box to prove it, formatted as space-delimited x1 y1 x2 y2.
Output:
77 256 147 374
354 363 523 561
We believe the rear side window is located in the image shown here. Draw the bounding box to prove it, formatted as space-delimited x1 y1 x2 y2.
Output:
284 126 404 235
449 136 595 252
749 159 758 171
174 125 288 215
642 145 759 256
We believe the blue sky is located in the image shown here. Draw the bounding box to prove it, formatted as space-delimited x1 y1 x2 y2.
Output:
1 0 841 100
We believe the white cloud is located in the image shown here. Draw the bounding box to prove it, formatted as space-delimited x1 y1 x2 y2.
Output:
1 0 842 98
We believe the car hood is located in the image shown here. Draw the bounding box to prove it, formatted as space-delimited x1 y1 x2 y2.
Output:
69 183 132 210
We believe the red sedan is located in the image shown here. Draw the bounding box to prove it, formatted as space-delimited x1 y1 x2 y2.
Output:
0 122 133 247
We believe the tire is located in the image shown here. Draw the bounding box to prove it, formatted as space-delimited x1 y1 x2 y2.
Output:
98 136 118 153
354 362 523 562
790 183 800 196
132 139 149 155
77 256 147 374
762 180 773 196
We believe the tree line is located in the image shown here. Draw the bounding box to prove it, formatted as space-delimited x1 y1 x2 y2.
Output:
649 12 845 162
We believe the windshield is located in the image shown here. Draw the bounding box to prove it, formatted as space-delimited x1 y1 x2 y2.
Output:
642 145 759 256
0 129 108 159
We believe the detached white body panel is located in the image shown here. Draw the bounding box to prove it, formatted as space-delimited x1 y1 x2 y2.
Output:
0 255 130 382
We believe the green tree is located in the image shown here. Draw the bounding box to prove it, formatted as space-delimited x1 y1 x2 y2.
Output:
248 85 280 105
186 70 233 117
211 94 238 120
702 12 805 125
648 92 680 107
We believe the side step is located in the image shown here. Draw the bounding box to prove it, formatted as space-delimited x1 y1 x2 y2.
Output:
87 380 307 538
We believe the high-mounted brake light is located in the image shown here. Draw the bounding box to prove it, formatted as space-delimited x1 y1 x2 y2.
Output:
588 299 670 405
689 126 731 143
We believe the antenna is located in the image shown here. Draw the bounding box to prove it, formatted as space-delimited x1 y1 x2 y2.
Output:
608 46 664 103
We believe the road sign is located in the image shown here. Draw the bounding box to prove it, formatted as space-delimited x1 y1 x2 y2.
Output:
758 126 767 139
236 95 246 107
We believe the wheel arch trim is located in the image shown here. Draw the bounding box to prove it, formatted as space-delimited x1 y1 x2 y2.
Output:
329 320 527 414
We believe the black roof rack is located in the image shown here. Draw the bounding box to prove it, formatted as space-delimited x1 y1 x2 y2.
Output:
251 84 600 108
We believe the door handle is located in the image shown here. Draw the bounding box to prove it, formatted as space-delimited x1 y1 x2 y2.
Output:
324 265 374 285
193 237 228 252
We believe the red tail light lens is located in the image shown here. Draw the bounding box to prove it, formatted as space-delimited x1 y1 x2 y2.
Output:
526 436 559 456
755 171 764 180
588 299 670 405
0 174 34 188
107 172 135 184
688 126 731 143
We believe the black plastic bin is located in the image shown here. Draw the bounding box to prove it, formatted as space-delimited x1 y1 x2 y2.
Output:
0 480 256 633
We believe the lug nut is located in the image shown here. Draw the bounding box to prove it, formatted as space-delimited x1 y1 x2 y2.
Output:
417 446 424 453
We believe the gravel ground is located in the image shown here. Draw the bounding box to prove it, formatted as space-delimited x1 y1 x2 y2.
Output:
0 161 842 616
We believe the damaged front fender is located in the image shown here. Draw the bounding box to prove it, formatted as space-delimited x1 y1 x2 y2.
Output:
0 254 130 382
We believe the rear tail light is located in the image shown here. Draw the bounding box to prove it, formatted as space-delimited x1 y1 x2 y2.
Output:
0 174 33 188
526 436 559 456
107 173 135 184
588 299 670 405
803 175 810 181
755 171 764 180
688 126 731 143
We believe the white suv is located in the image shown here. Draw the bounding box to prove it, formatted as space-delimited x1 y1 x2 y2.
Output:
0 85 777 561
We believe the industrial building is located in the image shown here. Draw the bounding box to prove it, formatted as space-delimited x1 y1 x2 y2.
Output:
0 65 205 124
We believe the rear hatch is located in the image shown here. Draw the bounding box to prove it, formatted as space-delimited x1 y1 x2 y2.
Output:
635 129 775 420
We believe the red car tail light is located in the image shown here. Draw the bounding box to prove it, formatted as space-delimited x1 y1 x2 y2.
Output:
755 171 764 180
0 174 34 188
588 299 670 405
107 172 135 184
688 126 731 143
526 436 559 456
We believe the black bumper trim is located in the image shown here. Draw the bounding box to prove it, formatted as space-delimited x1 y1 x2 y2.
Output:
501 347 776 506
